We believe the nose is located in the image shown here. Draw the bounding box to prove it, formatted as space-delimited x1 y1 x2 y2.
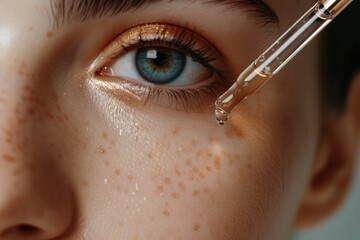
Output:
0 160 74 239
0 74 74 239
0 75 74 239
0 2 74 239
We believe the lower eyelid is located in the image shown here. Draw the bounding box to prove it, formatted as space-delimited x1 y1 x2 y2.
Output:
89 78 145 109
90 73 230 113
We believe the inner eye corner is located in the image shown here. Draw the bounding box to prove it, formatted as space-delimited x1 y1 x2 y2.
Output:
94 66 114 77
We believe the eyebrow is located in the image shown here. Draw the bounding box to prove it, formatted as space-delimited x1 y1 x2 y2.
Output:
50 0 279 29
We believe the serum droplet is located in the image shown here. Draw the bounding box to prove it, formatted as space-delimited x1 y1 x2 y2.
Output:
215 108 229 125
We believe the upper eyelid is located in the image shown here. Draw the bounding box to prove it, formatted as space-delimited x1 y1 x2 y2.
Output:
90 23 226 76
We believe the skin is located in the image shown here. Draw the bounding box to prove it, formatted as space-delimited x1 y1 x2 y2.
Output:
0 0 359 239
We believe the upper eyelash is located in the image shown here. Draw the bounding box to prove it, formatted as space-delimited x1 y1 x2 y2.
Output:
114 26 224 75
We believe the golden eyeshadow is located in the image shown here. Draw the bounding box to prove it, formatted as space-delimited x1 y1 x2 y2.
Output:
102 23 220 60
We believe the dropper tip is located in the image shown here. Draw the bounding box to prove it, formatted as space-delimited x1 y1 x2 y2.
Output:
215 108 229 125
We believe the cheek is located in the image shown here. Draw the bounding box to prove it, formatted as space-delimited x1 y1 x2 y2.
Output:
58 57 320 239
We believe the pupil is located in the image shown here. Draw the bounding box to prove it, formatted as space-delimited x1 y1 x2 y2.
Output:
152 52 167 67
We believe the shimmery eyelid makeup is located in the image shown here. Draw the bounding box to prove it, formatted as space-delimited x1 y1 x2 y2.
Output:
94 23 223 71
90 23 232 113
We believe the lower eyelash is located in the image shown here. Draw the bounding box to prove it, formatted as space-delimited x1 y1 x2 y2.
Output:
126 75 231 112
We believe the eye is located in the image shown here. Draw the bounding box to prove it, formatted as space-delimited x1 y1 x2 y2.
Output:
93 23 231 112
110 47 213 87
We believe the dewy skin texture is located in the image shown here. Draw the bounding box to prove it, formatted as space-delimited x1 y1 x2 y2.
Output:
0 0 359 239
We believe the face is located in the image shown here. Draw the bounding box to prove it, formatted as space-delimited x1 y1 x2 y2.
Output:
0 0 325 239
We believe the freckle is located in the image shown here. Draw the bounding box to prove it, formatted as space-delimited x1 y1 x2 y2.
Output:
102 132 108 140
206 152 213 158
29 26 33 31
115 169 121 176
199 173 205 179
157 185 164 192
105 161 110 167
175 168 181 177
191 139 197 146
3 154 16 163
192 190 199 197
119 222 124 228
193 224 201 232
206 166 212 172
163 210 170 217
171 127 181 135
79 141 87 151
20 61 26 68
214 157 221 170
203 188 210 193
178 182 186 191
226 130 234 138
247 164 252 169
13 166 24 176
111 140 116 145
82 180 89 187
97 145 106 155
208 136 219 144
27 108 35 116
171 192 179 199
18 118 29 125
164 177 172 185
128 175 134 181
186 159 192 166
192 167 199 173
147 152 153 159
46 31 53 38
15 106 21 115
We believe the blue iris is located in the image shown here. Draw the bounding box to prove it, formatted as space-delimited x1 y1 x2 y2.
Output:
135 47 186 84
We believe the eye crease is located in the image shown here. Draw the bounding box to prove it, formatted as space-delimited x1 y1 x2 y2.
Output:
93 23 232 112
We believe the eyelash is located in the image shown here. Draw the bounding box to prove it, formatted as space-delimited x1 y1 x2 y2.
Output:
96 24 232 112
120 29 220 73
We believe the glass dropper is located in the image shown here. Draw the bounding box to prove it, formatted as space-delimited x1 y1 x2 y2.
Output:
215 0 353 125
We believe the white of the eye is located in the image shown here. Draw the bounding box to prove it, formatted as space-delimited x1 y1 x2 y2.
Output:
110 50 210 87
